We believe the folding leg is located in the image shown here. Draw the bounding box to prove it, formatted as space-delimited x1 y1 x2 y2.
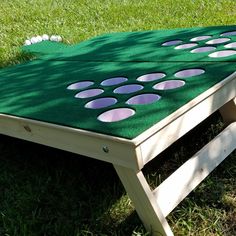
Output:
114 165 174 236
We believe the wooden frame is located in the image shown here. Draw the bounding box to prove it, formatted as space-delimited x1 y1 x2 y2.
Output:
0 72 236 235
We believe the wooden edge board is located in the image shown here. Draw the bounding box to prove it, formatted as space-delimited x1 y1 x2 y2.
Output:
137 74 236 165
133 72 236 146
0 114 143 169
152 121 236 217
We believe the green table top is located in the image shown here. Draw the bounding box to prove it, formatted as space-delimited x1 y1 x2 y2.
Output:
1 25 236 139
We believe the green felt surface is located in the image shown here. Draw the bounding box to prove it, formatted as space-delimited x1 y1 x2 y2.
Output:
22 25 236 63
22 41 71 57
1 25 236 139
0 59 235 139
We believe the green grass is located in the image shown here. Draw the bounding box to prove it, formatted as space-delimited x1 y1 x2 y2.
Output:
0 0 236 235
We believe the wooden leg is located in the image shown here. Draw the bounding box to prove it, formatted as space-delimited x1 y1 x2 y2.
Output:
220 98 236 124
113 121 236 235
114 165 174 236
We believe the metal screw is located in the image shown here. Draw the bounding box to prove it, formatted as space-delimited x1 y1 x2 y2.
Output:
23 125 31 133
102 146 109 153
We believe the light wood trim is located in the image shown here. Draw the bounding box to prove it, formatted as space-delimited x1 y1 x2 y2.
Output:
153 122 236 217
133 72 236 146
0 114 143 169
114 165 174 236
138 76 236 165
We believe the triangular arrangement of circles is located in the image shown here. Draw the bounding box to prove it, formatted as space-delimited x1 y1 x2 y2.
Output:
1 25 236 139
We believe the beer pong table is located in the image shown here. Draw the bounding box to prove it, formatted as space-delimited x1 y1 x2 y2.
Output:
0 25 236 235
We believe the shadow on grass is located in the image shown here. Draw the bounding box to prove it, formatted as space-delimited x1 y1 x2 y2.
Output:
0 134 146 236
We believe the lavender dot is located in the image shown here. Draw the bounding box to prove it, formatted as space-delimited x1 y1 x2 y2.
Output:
153 80 185 90
175 43 198 50
85 97 117 109
114 84 143 94
206 38 230 45
75 89 104 98
190 35 212 42
162 40 183 46
137 73 166 82
67 81 94 90
98 108 135 122
175 69 205 78
126 94 161 105
191 46 216 53
101 77 128 86
220 31 236 37
208 50 236 58
224 42 236 49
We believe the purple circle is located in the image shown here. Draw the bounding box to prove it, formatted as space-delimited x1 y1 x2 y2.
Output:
75 89 104 98
174 69 205 78
175 43 198 49
126 94 161 105
137 73 166 82
113 84 143 94
220 31 236 36
153 80 185 90
162 40 183 46
190 35 212 42
67 81 94 90
208 50 236 58
101 77 128 86
206 38 230 45
98 108 135 122
85 97 117 109
191 46 216 53
224 42 236 48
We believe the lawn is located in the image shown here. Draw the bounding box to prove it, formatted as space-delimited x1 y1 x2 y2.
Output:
0 0 236 235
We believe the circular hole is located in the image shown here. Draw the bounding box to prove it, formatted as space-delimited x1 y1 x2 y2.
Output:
190 35 212 42
101 77 128 86
153 80 185 90
126 94 161 105
174 69 205 78
162 40 183 46
98 108 135 122
220 31 236 37
206 38 230 45
67 81 94 90
175 43 198 49
208 50 236 58
85 97 117 109
191 46 216 53
137 73 166 82
75 89 104 98
224 42 236 48
113 84 143 94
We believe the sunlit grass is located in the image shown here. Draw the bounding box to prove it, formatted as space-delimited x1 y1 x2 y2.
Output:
1 0 236 66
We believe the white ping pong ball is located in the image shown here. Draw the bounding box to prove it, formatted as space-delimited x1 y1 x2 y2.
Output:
24 39 31 46
56 35 62 42
50 35 57 41
42 34 49 40
30 37 38 44
36 35 42 42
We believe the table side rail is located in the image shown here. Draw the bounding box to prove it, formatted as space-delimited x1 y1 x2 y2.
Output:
138 77 236 166
0 115 142 169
